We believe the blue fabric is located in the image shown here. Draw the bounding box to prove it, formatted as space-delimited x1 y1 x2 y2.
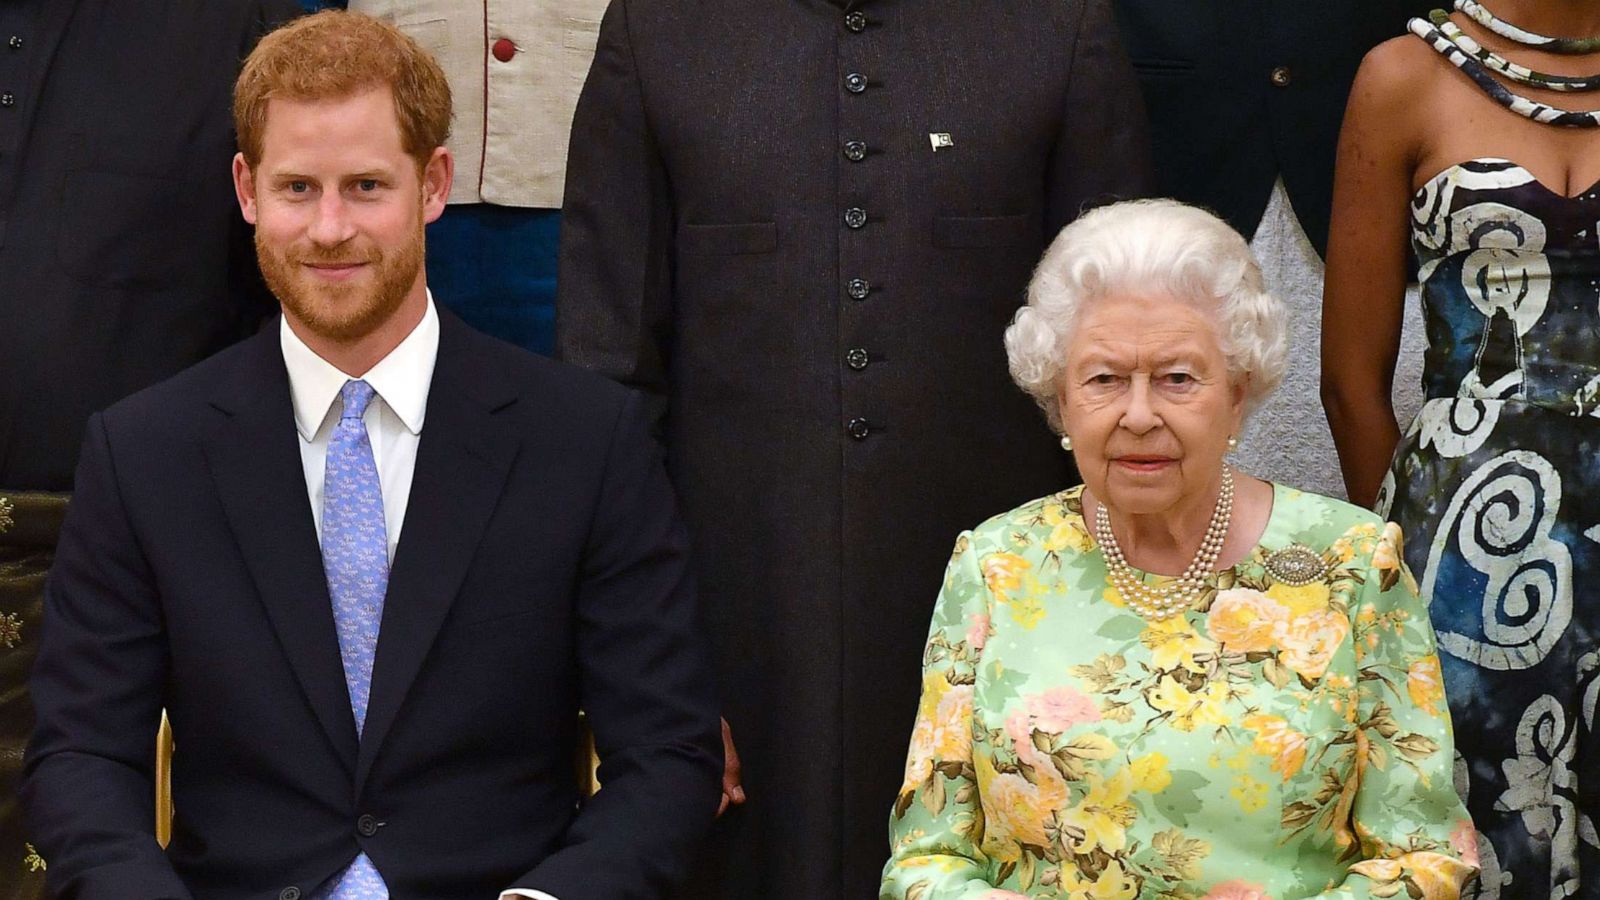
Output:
315 380 389 900
425 205 561 356
299 0 345 10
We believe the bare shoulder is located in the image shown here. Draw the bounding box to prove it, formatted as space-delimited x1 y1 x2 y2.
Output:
1338 34 1448 168
1351 34 1443 115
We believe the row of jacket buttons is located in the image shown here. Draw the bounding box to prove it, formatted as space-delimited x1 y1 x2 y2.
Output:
844 6 872 442
4 33 18 114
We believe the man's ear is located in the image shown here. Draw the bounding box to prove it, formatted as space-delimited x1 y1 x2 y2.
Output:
232 152 258 225
421 146 453 225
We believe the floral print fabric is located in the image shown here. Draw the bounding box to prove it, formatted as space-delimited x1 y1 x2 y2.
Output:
882 484 1477 899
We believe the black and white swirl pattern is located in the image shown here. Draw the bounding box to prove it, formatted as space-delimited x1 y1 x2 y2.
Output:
1427 451 1572 671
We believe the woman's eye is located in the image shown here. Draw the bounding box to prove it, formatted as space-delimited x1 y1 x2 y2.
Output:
1089 374 1119 386
1163 372 1194 385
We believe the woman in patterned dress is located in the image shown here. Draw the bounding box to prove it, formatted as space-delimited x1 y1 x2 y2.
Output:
881 200 1478 900
1322 3 1600 895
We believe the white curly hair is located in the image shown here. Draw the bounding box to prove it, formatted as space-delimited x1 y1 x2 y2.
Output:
1004 198 1288 433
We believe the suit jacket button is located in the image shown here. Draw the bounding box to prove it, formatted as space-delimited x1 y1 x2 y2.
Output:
492 37 517 62
844 72 867 94
843 140 867 162
847 417 871 440
843 207 868 229
846 348 870 371
1269 65 1292 88
279 888 301 900
844 10 868 32
847 277 870 300
357 814 381 837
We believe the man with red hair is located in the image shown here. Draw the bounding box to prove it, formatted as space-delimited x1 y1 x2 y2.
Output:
22 13 721 900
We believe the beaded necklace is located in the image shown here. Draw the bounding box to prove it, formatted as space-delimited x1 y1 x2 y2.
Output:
1093 467 1234 622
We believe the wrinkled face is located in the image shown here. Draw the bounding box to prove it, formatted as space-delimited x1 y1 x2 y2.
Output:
1056 291 1245 519
233 86 446 345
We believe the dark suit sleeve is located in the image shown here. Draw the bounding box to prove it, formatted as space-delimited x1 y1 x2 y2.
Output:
1048 0 1154 232
20 414 191 900
508 391 721 900
554 0 676 435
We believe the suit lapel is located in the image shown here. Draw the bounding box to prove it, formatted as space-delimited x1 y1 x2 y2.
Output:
356 318 521 791
202 328 360 772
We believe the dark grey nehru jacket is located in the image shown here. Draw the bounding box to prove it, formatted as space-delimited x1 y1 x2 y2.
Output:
556 1 1152 897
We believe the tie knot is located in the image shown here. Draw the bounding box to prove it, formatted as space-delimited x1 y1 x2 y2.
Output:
339 380 378 421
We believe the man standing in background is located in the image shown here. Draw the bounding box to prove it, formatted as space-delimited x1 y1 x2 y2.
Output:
0 2 296 896
300 0 607 354
556 1 1150 896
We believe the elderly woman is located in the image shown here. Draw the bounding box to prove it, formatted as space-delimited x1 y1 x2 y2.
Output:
881 200 1478 899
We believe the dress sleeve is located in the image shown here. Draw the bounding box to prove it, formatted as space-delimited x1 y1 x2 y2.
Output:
1307 522 1480 899
880 533 1005 899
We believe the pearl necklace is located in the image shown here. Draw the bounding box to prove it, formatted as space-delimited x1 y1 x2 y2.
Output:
1093 468 1234 621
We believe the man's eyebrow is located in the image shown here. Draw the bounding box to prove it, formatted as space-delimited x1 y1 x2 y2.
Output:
265 168 395 181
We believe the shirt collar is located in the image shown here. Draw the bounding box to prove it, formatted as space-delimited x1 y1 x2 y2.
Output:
280 293 440 441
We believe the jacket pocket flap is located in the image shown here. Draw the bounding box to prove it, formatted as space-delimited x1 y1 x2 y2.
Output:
933 213 1034 249
1131 56 1196 76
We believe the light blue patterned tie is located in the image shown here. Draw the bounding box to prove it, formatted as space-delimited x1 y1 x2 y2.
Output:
315 380 390 900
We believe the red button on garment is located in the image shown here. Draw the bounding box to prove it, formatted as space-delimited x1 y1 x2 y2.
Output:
491 37 516 62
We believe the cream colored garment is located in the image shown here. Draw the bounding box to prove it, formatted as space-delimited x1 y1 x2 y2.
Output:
351 0 609 207
1238 180 1426 501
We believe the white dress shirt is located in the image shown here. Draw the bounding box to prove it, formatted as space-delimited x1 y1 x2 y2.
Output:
280 297 559 900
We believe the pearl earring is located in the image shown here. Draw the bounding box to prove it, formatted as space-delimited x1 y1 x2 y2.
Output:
1060 435 1073 451
1227 435 1238 450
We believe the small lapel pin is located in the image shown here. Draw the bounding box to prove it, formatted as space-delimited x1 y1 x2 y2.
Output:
929 132 954 152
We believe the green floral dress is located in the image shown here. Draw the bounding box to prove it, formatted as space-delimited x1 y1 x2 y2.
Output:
882 484 1479 900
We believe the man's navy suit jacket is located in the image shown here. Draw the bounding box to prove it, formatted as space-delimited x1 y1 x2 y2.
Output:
21 311 723 900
